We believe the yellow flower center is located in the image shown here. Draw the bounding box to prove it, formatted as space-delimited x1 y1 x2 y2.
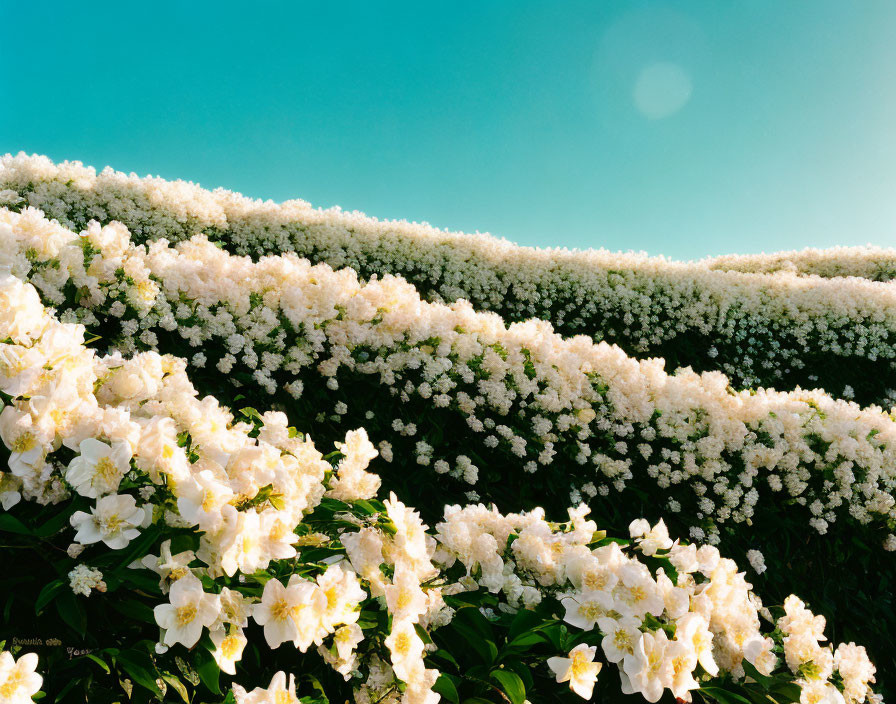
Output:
583 571 608 590
274 690 294 704
570 651 591 677
326 587 340 609
396 589 413 610
241 534 257 555
220 635 241 659
694 629 709 651
579 601 604 621
137 280 157 302
102 513 123 534
11 432 35 453
614 628 633 652
176 604 197 626
673 654 689 675
0 671 24 698
272 598 292 622
392 632 411 655
269 521 288 541
95 456 118 483
201 490 218 512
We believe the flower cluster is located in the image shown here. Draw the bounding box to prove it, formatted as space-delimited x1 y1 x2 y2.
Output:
4 207 896 552
0 269 386 691
3 153 896 405
0 270 881 704
702 246 896 281
778 596 877 704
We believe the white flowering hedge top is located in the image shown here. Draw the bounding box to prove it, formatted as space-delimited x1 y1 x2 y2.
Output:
2 153 896 406
0 272 880 704
701 246 896 281
2 207 896 555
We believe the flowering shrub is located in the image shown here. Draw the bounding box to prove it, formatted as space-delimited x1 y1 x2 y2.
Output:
0 273 881 703
701 246 896 281
2 207 896 553
3 153 896 406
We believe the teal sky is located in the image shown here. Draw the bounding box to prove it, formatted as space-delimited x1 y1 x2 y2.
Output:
3 1 896 260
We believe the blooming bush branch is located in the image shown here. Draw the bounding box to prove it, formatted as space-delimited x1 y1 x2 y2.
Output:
3 153 896 406
0 272 882 704
2 207 896 554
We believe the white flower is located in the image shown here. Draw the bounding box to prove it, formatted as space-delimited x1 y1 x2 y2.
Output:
138 539 196 593
326 429 380 501
634 520 673 556
384 563 428 623
746 549 767 574
253 575 327 651
666 640 699 701
674 613 718 676
798 680 847 704
215 587 252 630
210 627 248 675
65 437 131 498
623 630 673 703
0 651 43 703
385 618 425 682
629 518 650 538
561 590 614 630
598 615 642 663
70 494 146 550
613 563 664 618
153 575 220 648
0 407 47 477
68 564 106 596
547 644 603 700
232 671 299 704
334 622 364 665
317 562 367 631
834 642 876 704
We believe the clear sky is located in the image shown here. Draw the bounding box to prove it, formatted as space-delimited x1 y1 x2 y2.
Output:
3 1 896 259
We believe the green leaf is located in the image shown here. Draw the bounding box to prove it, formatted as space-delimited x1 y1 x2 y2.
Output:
52 677 81 703
34 579 66 615
32 506 77 538
195 649 222 695
700 686 755 704
56 589 87 637
432 674 460 704
507 609 543 640
742 660 776 690
304 674 330 704
505 661 534 692
428 648 460 669
109 597 157 625
84 653 111 674
490 670 526 704
506 631 546 649
116 650 162 695
0 513 31 535
161 673 191 704
451 621 498 664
